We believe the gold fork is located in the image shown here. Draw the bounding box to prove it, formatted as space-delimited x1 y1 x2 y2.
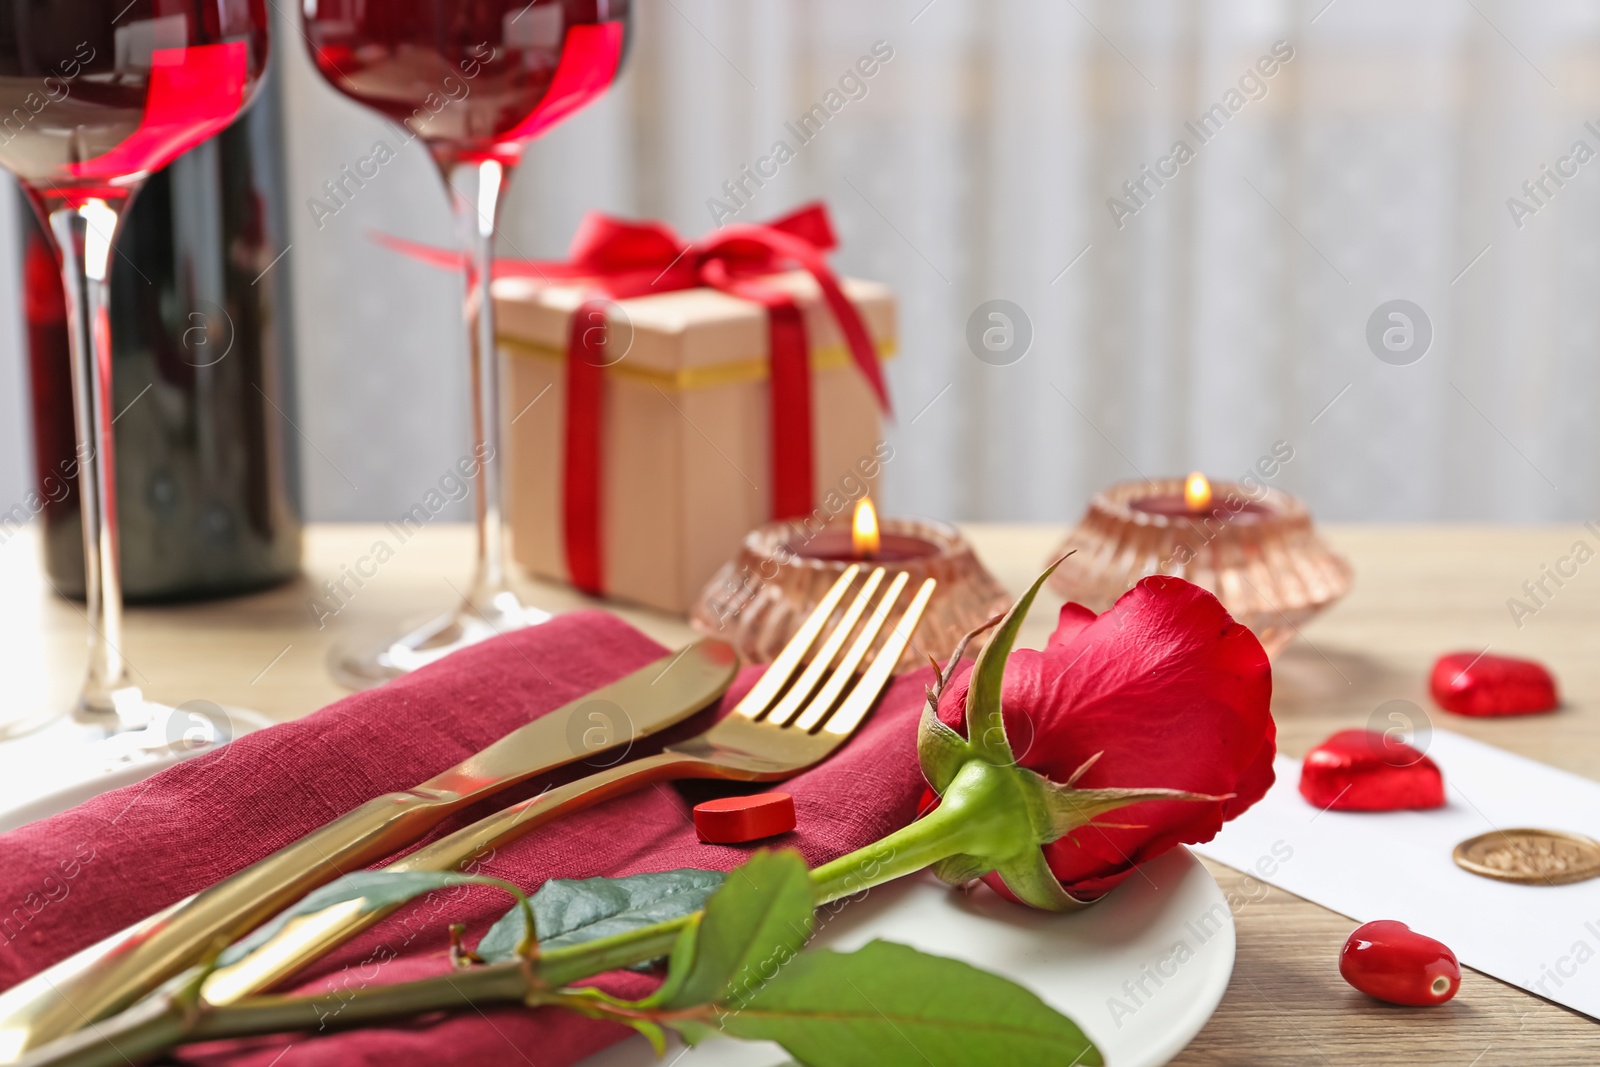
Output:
202 564 936 1003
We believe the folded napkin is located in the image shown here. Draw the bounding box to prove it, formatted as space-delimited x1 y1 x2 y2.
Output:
0 612 932 1066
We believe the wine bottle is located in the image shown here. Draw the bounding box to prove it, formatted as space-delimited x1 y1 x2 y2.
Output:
20 60 301 602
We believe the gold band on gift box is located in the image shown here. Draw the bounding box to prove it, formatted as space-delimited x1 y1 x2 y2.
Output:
499 335 898 392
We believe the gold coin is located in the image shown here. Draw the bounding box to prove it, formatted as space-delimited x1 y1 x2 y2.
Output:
1453 829 1600 886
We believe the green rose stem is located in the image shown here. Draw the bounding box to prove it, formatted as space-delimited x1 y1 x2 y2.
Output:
20 761 1026 1067
809 759 1033 903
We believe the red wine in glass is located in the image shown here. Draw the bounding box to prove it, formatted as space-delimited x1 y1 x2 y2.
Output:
306 0 629 165
0 5 271 743
0 5 269 203
302 0 632 688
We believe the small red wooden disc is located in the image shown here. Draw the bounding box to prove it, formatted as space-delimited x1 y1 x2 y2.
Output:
694 792 796 844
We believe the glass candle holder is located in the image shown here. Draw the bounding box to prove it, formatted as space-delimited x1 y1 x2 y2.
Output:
691 516 1011 670
1047 479 1352 657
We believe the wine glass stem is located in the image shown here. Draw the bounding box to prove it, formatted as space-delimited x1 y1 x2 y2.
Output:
449 158 513 609
48 199 140 719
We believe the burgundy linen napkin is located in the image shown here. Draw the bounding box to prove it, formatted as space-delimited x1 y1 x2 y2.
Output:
0 611 932 1066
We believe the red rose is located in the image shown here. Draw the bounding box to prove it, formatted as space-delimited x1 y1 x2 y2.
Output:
934 576 1275 901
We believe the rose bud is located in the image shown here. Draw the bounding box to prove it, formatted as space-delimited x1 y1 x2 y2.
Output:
929 575 1276 905
1340 920 1460 1006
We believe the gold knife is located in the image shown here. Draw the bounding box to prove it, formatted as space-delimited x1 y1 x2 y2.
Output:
0 638 738 1062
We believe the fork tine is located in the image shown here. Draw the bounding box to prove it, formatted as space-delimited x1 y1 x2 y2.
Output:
816 577 937 737
731 564 860 719
792 571 910 732
764 568 886 726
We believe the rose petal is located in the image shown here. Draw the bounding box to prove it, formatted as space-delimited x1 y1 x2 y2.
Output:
1047 603 1098 649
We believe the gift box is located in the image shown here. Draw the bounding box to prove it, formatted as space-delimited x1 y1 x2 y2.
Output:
499 234 896 614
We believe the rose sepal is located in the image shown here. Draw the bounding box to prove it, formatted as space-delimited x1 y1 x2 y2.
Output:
917 702 970 795
986 846 1087 910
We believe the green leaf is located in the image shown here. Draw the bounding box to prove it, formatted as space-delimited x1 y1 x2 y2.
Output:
718 940 1102 1066
217 871 527 968
477 868 725 961
917 704 972 794
964 558 1066 768
648 850 814 1013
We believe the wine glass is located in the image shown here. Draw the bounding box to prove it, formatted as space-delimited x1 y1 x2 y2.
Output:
302 0 633 689
0 2 273 766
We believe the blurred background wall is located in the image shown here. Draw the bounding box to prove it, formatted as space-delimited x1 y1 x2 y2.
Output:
2 0 1597 527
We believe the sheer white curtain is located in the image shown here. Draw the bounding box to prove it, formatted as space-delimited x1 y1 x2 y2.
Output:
4 0 1596 526
501 0 1600 523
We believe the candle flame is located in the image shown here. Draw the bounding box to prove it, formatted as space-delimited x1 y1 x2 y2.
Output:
1184 472 1212 512
852 496 881 558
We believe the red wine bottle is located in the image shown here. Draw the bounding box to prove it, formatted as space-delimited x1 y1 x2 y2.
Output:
21 62 301 602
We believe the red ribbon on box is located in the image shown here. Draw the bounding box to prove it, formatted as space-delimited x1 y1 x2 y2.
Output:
378 202 889 596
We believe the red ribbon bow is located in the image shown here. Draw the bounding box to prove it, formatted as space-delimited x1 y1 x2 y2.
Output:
378 202 889 596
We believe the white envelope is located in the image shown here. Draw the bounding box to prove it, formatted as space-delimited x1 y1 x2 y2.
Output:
1193 729 1600 1019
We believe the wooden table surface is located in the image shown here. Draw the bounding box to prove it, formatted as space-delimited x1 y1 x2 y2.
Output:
3 522 1596 1065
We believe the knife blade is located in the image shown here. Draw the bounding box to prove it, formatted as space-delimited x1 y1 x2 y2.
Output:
0 638 738 1062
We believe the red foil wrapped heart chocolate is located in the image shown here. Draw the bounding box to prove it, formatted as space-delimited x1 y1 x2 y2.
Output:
693 792 796 844
1340 920 1460 1006
1299 729 1444 812
1430 652 1558 716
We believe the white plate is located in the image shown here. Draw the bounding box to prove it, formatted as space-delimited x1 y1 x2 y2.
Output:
581 846 1233 1067
0 706 270 834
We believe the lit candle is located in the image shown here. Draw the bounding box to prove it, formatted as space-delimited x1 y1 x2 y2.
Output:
852 496 881 557
795 497 941 562
692 495 1013 668
1128 472 1270 522
1045 473 1352 658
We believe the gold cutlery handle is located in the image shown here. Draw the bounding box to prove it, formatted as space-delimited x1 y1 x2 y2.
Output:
0 791 463 1056
201 750 714 1003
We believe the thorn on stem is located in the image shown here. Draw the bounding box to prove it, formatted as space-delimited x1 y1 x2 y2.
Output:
448 923 485 969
